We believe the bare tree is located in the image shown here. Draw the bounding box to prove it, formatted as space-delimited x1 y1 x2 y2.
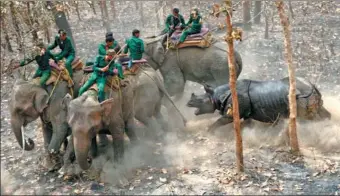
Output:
224 0 244 172
242 0 251 30
9 1 23 51
73 1 81 21
110 0 116 20
276 1 299 154
254 1 262 24
0 3 13 52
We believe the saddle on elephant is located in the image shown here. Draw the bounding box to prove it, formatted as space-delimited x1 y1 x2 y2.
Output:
83 58 148 76
81 74 130 98
32 56 84 88
168 27 213 49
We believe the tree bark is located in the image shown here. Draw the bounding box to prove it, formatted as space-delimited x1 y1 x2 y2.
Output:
139 2 145 27
288 0 294 19
74 1 81 21
264 10 269 39
254 1 262 24
87 1 96 15
103 0 109 19
99 0 110 32
0 15 13 52
9 1 23 51
276 1 299 154
52 2 77 52
26 2 39 42
242 0 251 30
110 0 116 20
225 0 244 172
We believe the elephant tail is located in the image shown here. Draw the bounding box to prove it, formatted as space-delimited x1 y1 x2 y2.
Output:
137 65 187 126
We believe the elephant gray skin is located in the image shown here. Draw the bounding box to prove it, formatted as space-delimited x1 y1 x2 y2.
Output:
143 35 243 101
65 78 136 170
9 69 83 170
126 64 187 132
186 77 331 133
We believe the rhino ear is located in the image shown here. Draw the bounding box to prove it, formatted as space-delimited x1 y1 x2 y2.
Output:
100 98 114 123
204 84 214 95
34 90 49 113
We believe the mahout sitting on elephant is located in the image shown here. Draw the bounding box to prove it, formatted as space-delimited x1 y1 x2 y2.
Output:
144 35 243 102
10 54 84 171
186 77 331 133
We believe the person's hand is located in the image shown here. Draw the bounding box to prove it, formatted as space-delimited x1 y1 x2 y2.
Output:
170 25 174 30
101 66 109 72
113 68 118 74
13 63 20 69
122 66 126 71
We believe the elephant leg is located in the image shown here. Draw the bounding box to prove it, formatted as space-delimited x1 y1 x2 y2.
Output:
63 139 68 152
98 134 109 147
154 101 169 132
207 117 234 133
41 121 53 152
125 119 138 146
90 136 98 158
63 135 75 166
110 123 125 164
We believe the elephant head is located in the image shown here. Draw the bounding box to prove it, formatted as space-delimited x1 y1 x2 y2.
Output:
10 80 49 151
67 93 114 170
144 36 166 69
186 84 217 115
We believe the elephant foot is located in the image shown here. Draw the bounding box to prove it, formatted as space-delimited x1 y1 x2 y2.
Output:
39 153 63 172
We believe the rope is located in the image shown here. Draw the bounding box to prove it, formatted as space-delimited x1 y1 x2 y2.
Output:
47 70 62 103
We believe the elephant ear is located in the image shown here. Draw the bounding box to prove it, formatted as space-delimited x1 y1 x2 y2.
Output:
100 98 114 124
62 93 73 110
34 90 49 113
204 84 214 95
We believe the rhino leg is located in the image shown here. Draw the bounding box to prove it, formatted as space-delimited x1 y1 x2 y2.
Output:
207 117 233 133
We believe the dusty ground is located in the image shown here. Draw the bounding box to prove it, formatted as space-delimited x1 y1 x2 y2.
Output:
1 1 340 195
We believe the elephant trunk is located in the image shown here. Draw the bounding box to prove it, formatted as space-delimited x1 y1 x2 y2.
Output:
48 123 69 154
73 134 92 170
10 115 35 151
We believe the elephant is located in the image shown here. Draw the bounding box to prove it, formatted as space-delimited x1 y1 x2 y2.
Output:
186 77 332 133
9 68 83 170
143 35 243 101
65 77 136 170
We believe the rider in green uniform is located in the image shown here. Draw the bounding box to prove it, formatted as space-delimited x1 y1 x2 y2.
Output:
123 29 145 61
15 42 57 88
78 49 124 103
98 35 121 55
48 29 75 77
178 8 203 44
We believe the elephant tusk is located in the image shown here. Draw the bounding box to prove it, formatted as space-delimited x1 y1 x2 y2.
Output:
21 126 25 154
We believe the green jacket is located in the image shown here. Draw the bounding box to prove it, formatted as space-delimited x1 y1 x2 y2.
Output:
98 40 120 56
165 14 185 31
123 36 144 60
48 35 75 61
186 14 202 32
93 55 118 76
20 50 57 71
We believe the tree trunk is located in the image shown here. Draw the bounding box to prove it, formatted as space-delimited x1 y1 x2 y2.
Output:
288 0 295 20
254 1 262 24
74 1 81 21
225 0 244 172
0 13 13 52
52 4 77 52
99 0 110 32
139 2 145 27
87 1 96 15
103 0 109 19
110 0 116 20
242 0 251 30
9 2 23 51
264 10 269 39
276 1 299 154
26 2 39 42
45 27 51 43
